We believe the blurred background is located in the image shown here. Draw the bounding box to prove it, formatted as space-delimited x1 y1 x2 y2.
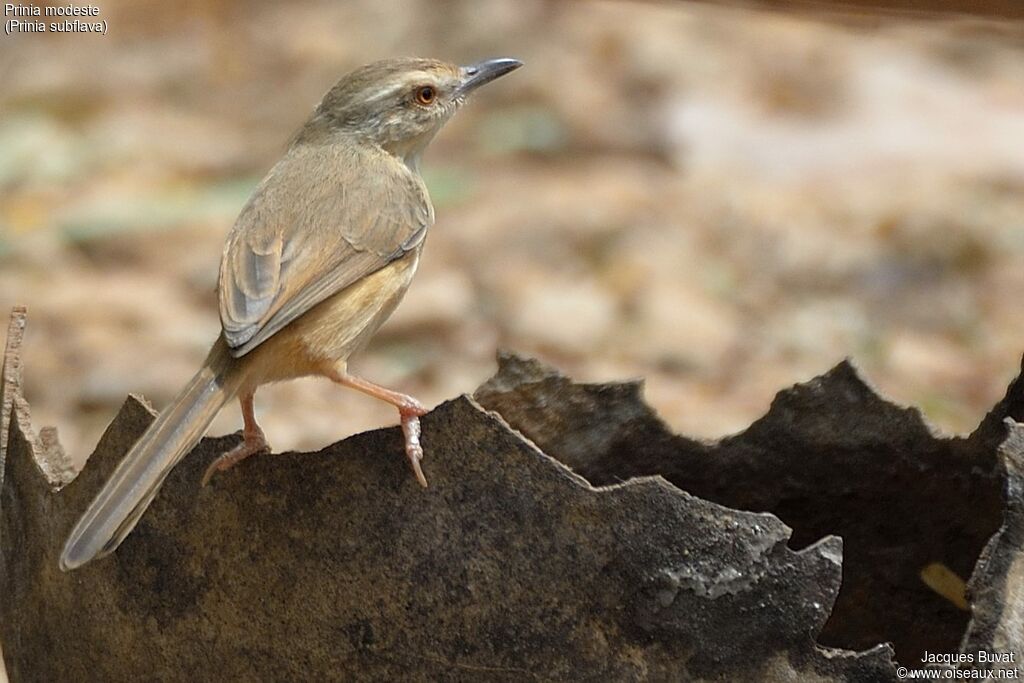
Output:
2 0 1024 465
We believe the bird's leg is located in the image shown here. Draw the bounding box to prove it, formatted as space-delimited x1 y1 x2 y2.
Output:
201 390 270 486
326 369 429 488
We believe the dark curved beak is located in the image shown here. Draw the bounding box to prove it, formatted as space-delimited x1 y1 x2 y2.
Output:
457 58 523 97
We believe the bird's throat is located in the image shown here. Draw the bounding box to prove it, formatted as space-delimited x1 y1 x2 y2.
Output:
383 128 439 174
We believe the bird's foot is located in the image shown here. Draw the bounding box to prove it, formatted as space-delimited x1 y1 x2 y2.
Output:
201 432 271 487
324 369 430 488
399 401 429 488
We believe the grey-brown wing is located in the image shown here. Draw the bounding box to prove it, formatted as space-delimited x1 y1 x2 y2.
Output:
218 145 432 358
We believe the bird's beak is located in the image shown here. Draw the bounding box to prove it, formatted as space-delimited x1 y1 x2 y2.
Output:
457 58 523 97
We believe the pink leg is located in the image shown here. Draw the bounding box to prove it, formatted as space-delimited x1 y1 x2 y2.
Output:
201 390 270 486
325 369 429 488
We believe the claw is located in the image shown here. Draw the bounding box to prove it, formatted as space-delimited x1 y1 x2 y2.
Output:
201 434 270 487
400 412 428 488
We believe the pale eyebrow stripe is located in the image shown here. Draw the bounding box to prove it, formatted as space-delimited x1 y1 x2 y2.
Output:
363 72 439 104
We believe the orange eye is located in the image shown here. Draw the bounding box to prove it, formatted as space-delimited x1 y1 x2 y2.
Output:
415 86 436 105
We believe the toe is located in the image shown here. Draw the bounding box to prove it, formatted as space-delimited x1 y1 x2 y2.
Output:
410 457 428 488
200 460 223 487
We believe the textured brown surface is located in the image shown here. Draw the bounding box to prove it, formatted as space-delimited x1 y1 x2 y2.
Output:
1 377 899 680
475 352 1010 663
0 307 73 494
3 346 1024 680
961 420 1024 667
0 307 27 494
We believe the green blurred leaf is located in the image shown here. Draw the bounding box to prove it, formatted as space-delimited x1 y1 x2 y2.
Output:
58 177 259 242
421 166 475 207
476 106 568 155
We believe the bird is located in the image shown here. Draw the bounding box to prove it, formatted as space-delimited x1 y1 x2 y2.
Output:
60 56 522 571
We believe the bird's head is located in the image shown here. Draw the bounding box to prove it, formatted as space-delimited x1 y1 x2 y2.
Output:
309 57 522 170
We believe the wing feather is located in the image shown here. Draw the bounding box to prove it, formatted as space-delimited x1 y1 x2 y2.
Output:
218 142 431 356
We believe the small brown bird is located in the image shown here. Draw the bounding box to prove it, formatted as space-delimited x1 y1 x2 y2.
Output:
60 56 522 571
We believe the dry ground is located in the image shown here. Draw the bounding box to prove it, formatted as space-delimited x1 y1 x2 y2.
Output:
2 0 1023 464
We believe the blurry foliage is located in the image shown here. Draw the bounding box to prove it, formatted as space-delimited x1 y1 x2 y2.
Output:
476 106 570 155
58 179 257 242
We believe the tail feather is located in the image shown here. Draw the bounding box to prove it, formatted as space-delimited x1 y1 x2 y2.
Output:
60 343 242 571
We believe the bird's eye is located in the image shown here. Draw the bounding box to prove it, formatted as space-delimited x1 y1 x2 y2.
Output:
415 86 436 105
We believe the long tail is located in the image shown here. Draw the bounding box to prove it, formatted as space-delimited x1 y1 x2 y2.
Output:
60 340 243 571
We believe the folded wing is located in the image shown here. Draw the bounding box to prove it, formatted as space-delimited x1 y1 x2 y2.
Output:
219 143 432 357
